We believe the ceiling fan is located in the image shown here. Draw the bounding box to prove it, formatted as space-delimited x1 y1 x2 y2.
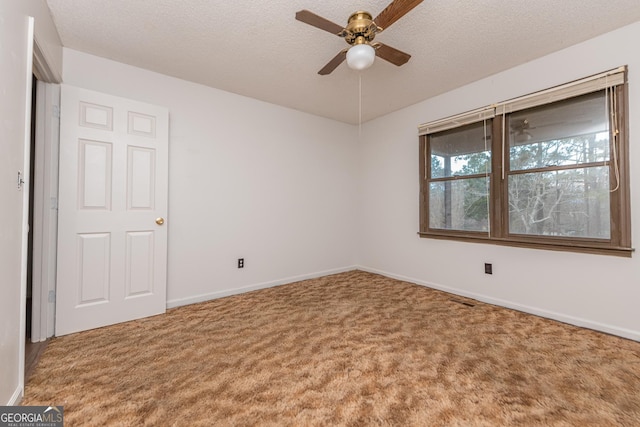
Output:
295 0 424 75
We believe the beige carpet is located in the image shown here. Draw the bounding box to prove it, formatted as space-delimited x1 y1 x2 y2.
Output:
23 271 640 426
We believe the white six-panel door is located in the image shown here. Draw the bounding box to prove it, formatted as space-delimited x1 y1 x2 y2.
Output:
56 85 168 336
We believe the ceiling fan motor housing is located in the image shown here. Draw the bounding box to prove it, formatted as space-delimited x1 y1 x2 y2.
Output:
345 11 378 45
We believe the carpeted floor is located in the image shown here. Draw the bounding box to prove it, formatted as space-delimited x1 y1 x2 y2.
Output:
23 271 640 426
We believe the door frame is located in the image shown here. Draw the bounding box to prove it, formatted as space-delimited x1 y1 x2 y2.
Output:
29 38 61 343
30 81 60 342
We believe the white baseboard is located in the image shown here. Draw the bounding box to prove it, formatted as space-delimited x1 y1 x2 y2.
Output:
357 265 640 342
7 386 22 406
166 265 358 309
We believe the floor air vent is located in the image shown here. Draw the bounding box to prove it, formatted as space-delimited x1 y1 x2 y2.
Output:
450 298 475 307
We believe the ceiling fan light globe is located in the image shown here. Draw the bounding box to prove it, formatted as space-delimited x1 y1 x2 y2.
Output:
346 44 375 71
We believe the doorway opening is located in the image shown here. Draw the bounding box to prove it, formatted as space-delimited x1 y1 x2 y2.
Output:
26 74 36 341
25 73 48 381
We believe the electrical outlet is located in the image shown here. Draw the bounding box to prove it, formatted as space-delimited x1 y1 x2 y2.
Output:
238 258 244 269
484 263 493 275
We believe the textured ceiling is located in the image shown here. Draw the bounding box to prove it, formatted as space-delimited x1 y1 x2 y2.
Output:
46 0 640 124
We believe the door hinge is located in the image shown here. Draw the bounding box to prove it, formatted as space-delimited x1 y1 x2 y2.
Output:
48 290 56 303
52 105 60 119
17 171 25 191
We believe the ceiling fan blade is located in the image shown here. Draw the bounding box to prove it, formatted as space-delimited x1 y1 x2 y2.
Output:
374 0 424 31
318 49 348 75
295 10 346 36
375 43 411 66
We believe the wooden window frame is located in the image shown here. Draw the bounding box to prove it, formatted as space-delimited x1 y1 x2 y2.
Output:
419 80 632 257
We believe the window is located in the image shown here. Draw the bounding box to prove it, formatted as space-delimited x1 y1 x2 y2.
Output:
428 121 492 233
418 67 632 256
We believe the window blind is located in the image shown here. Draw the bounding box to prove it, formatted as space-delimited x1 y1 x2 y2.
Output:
417 66 626 135
417 107 495 136
495 66 626 115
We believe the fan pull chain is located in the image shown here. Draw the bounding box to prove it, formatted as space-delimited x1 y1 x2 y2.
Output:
359 73 363 139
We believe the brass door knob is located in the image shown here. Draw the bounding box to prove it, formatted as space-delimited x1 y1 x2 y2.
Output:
155 217 165 225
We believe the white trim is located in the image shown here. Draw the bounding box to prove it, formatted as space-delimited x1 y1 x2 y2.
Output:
31 81 45 342
7 387 23 406
31 82 60 342
29 23 63 343
166 266 358 309
18 15 35 404
32 37 62 83
356 265 640 342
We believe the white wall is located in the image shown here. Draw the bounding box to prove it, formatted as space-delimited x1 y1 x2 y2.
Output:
0 0 62 405
358 21 640 341
62 49 359 306
2 3 636 409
